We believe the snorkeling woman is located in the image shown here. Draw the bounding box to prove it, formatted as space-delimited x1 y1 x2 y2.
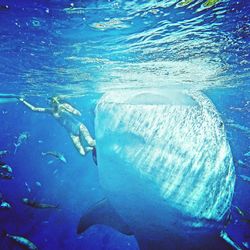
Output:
19 96 95 156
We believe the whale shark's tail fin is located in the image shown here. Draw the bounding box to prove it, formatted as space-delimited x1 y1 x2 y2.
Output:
77 198 133 236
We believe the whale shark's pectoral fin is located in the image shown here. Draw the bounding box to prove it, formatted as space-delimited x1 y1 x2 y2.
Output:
77 198 133 236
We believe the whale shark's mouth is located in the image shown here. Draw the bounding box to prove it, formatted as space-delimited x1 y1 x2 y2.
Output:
100 89 198 106
127 91 198 106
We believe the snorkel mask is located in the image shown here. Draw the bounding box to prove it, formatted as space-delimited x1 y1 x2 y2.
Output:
48 96 60 105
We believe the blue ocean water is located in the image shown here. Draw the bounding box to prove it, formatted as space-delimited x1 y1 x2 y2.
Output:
0 0 249 249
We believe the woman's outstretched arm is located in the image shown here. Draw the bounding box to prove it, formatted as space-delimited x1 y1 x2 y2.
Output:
19 98 51 113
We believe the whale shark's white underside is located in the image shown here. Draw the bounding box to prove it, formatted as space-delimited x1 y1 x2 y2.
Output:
79 90 235 250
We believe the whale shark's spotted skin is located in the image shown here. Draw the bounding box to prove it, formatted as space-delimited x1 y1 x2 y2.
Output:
95 90 235 249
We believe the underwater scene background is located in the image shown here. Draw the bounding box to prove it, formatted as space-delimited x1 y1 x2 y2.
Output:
0 0 249 249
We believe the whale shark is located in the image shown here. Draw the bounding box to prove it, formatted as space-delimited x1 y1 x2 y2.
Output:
78 89 236 250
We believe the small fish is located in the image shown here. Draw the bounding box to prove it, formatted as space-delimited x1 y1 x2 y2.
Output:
0 150 8 157
0 201 11 209
14 132 29 154
0 163 12 173
233 206 245 217
226 119 250 135
239 175 250 183
220 231 242 250
53 169 58 175
243 242 249 249
237 160 249 168
244 151 250 157
42 151 67 163
0 162 13 180
224 212 233 227
35 181 42 187
3 230 38 250
22 198 58 209
25 182 31 193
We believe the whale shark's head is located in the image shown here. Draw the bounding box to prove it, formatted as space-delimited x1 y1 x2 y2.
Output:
93 89 235 249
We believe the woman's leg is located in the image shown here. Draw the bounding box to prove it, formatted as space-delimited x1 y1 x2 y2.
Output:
70 134 85 156
79 124 96 147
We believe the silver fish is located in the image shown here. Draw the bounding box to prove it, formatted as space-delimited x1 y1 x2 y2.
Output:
0 163 13 180
42 151 67 163
237 160 249 168
25 182 31 193
0 163 13 173
22 198 58 209
3 231 38 250
226 119 250 136
233 205 246 217
239 175 250 183
0 150 8 157
242 242 249 249
35 181 42 187
0 201 11 209
244 151 250 157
